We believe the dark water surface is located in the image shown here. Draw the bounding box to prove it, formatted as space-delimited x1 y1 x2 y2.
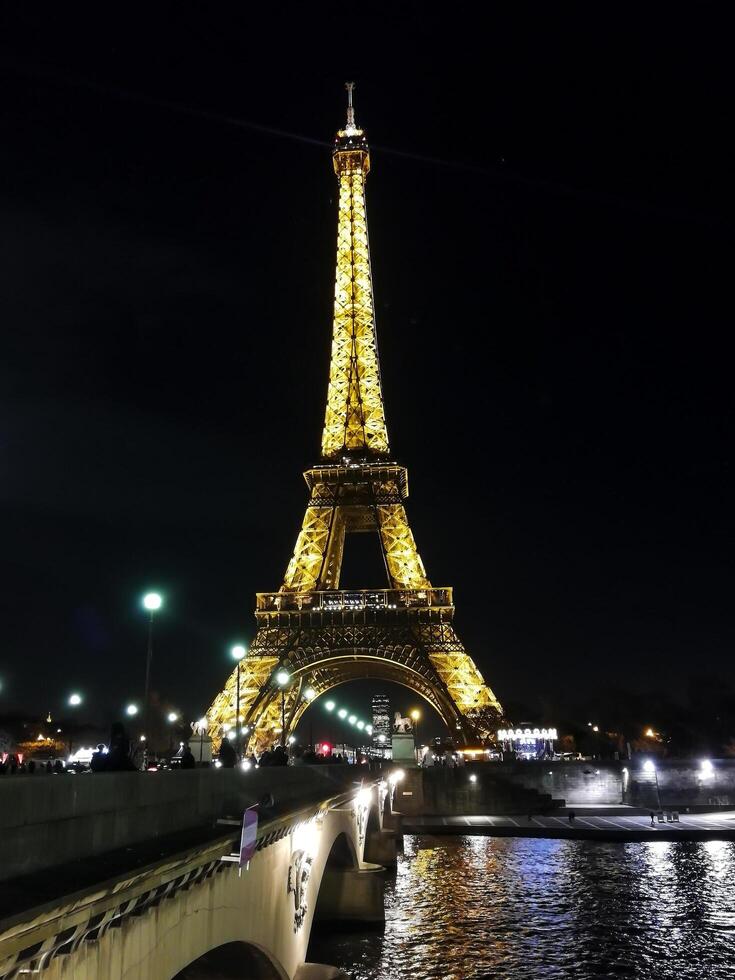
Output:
308 835 735 979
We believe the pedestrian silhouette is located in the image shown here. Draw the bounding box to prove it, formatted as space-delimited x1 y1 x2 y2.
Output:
218 737 237 768
90 743 107 772
106 723 136 771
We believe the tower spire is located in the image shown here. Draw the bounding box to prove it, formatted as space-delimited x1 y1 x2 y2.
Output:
345 80 356 133
321 84 390 460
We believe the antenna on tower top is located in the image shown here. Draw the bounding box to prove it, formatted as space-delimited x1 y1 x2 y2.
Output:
345 81 356 131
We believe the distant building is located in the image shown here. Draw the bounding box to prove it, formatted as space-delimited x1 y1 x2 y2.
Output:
371 694 391 750
497 724 558 760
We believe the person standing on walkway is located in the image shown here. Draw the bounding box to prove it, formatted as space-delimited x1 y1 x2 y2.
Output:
650 812 655 827
218 737 237 768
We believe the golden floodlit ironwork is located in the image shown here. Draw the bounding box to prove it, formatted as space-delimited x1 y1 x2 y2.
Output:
321 80 389 460
207 84 503 755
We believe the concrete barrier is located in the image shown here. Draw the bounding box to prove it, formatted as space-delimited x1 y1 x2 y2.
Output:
0 766 361 881
392 760 735 816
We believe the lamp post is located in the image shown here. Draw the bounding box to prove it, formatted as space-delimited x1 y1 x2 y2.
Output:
166 711 178 752
643 759 661 810
231 645 247 759
275 669 290 747
66 693 82 754
302 684 316 749
411 709 421 762
141 592 163 740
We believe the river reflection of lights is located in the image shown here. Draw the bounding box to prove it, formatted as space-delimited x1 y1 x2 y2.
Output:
703 839 732 877
311 836 735 979
644 839 673 877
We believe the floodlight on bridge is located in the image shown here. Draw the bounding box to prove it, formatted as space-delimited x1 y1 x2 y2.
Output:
355 787 372 808
325 700 336 711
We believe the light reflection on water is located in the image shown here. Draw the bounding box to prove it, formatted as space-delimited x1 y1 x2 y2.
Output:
308 836 735 979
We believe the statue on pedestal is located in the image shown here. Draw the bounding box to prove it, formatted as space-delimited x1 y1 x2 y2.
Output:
393 712 413 734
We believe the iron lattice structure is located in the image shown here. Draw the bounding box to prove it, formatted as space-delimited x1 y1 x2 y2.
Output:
207 86 503 754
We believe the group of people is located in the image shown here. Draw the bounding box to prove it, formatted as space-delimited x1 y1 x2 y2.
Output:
3 723 365 774
215 739 349 768
0 755 64 775
421 750 465 768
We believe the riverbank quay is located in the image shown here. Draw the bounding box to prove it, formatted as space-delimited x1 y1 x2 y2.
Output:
395 759 735 817
402 807 735 842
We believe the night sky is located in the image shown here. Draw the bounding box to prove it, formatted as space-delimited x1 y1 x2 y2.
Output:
1 7 732 735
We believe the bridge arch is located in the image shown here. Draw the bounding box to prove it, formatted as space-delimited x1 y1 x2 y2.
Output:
322 829 360 869
174 941 288 980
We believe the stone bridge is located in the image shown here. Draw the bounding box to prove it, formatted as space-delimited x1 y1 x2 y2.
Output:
0 767 401 980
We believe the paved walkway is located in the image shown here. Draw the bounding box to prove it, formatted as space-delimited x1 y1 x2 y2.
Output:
403 810 735 841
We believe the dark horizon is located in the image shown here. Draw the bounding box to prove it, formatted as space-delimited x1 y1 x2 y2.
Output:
1 7 732 735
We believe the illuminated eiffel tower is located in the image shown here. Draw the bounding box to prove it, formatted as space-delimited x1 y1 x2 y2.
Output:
207 85 503 754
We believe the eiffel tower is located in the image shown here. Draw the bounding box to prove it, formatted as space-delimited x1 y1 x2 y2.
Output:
207 84 503 754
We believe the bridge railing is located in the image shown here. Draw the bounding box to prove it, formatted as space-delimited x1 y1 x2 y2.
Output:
256 587 453 613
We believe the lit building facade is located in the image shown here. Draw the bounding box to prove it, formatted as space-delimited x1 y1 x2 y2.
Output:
372 694 391 750
497 726 558 760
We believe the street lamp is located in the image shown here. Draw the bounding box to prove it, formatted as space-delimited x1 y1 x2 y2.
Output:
411 709 421 760
141 592 163 739
643 759 661 809
68 693 82 707
230 643 247 759
126 703 139 716
274 669 291 747
231 644 247 758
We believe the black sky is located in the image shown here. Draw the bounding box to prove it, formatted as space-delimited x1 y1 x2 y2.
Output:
1 6 733 734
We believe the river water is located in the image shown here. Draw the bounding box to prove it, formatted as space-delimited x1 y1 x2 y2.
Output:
308 835 735 979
